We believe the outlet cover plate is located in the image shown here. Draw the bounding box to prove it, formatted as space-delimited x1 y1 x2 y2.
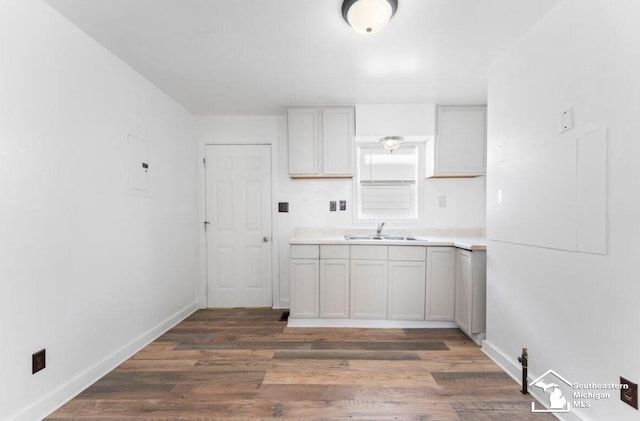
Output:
560 107 574 133
32 349 46 374
621 376 638 409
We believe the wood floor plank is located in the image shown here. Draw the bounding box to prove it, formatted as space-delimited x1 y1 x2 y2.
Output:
311 341 448 351
263 369 440 387
47 308 550 421
248 398 460 421
348 359 504 373
117 359 198 371
273 350 422 360
255 384 359 401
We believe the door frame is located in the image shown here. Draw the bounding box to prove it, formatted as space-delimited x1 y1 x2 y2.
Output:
198 139 279 309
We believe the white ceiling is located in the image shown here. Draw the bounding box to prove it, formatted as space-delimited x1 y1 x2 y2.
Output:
43 0 561 115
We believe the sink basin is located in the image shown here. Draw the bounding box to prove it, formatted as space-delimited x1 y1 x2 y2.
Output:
344 235 380 240
344 235 418 241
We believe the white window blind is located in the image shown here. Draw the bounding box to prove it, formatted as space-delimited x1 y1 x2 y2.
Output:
356 145 418 219
361 185 414 216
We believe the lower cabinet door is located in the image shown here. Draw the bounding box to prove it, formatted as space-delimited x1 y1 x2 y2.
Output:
454 249 473 333
350 260 388 319
388 261 426 320
290 259 319 318
320 259 349 318
425 247 456 321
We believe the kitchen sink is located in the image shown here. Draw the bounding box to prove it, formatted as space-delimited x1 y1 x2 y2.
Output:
343 234 418 241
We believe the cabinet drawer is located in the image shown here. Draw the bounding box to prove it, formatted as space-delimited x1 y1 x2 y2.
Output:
350 245 388 260
290 245 319 259
320 245 350 259
388 246 426 261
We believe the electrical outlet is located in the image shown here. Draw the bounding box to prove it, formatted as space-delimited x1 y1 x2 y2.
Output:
329 201 336 212
339 200 347 211
621 376 638 409
32 349 46 374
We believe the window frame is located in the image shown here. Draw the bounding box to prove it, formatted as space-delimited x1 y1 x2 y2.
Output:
353 141 425 223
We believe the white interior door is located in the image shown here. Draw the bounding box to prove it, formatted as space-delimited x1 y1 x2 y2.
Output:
205 144 272 308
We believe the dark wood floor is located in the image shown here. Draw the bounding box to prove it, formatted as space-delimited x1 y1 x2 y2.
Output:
47 308 552 420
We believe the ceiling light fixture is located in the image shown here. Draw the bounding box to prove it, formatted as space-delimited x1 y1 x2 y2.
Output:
380 136 403 153
342 0 398 35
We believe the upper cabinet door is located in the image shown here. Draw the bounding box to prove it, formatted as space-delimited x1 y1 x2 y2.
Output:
426 105 487 178
287 106 354 178
322 107 354 176
287 108 319 175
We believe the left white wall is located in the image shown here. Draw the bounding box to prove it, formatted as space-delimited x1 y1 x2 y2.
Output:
0 1 199 419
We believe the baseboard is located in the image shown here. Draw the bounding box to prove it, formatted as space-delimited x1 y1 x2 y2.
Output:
10 302 199 421
482 340 584 421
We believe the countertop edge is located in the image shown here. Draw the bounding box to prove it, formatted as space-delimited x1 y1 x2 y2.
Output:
289 238 486 251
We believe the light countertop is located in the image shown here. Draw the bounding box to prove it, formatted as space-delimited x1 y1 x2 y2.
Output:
289 228 486 251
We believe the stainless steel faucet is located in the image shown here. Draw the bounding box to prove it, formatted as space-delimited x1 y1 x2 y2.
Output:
376 222 385 237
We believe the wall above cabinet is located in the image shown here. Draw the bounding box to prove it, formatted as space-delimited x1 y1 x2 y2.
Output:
287 106 355 178
355 104 435 138
425 105 487 178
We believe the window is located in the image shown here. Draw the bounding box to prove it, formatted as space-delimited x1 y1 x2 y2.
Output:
355 144 419 220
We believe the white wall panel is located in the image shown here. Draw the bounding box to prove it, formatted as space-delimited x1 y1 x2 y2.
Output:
576 128 608 254
486 1 640 420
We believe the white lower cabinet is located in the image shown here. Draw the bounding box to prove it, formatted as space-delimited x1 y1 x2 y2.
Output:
425 247 456 321
290 245 320 318
320 259 349 318
388 261 426 320
350 259 388 319
290 259 319 318
454 248 487 340
349 246 388 319
289 243 469 327
388 246 426 320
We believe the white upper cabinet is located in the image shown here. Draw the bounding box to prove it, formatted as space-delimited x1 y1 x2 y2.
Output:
426 105 487 178
287 108 319 175
287 107 354 177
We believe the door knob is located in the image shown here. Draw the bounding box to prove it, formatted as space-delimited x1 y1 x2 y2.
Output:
263 237 269 243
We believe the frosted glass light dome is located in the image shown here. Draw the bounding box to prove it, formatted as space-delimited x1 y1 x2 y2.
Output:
342 0 398 35
380 136 403 152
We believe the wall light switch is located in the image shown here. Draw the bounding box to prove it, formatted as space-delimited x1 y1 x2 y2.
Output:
438 196 447 208
329 201 337 212
560 107 574 133
278 202 289 213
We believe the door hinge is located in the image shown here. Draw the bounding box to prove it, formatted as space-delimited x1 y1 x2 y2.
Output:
202 157 206 167
203 221 211 230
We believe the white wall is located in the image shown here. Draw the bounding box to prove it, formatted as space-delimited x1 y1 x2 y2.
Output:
0 1 199 419
196 115 485 308
485 1 640 419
